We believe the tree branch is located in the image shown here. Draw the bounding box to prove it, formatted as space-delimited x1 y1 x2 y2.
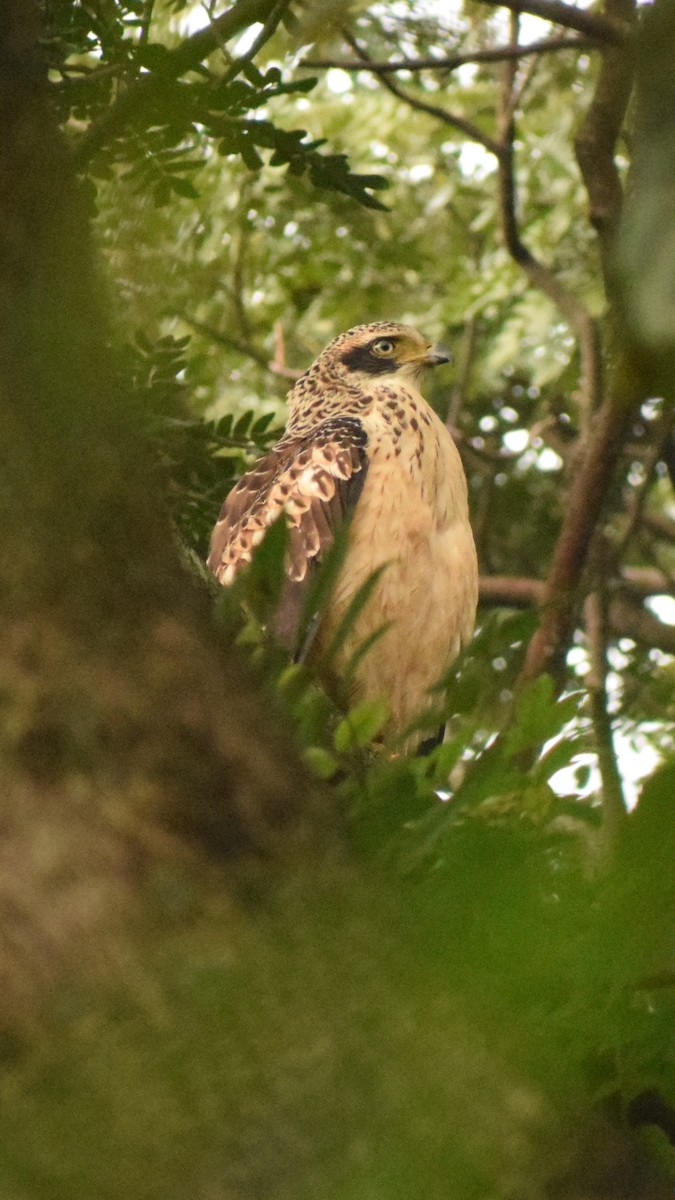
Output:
614 400 674 562
51 62 127 90
481 569 675 604
341 30 501 156
303 35 597 75
574 0 636 277
642 513 675 544
180 313 269 370
72 0 280 167
620 566 675 597
479 575 543 606
446 316 478 429
473 0 629 45
584 580 627 856
479 573 675 654
139 0 155 47
517 0 640 684
496 18 602 418
608 593 675 654
180 312 302 380
518 387 638 682
217 0 292 89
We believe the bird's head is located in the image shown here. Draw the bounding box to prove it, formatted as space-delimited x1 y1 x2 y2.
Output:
308 322 451 387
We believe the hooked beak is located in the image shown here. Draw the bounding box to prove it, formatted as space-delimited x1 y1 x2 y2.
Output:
423 342 452 367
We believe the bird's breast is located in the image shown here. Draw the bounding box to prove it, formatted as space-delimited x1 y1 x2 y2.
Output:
317 389 478 741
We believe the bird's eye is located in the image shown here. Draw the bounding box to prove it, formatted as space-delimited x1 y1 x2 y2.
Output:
371 338 396 357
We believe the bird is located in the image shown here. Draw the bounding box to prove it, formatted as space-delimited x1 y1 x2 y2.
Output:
207 322 478 752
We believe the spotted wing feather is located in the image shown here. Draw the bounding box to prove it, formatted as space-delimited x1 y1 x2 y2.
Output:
207 418 369 596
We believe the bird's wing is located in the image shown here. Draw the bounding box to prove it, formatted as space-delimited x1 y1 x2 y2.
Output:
207 416 369 644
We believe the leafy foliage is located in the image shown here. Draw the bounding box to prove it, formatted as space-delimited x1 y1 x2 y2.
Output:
51 0 675 806
16 0 675 1193
55 0 674 827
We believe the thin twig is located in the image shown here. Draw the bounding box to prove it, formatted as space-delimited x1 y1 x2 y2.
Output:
613 401 675 563
473 0 629 45
341 30 501 156
179 312 268 368
574 0 635 279
479 574 675 653
179 313 301 379
620 566 675 597
519 385 637 683
506 45 544 117
269 321 302 378
496 16 602 419
480 569 675 606
139 0 155 47
584 580 627 858
642 513 675 544
231 196 254 345
303 35 597 75
50 63 127 90
218 0 291 88
446 316 477 429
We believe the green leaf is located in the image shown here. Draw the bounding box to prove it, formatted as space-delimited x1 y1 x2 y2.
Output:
170 177 200 199
234 517 288 626
240 141 264 171
302 746 340 780
251 411 277 435
242 61 264 87
152 180 172 207
334 697 390 753
325 562 391 664
504 677 582 760
135 42 171 72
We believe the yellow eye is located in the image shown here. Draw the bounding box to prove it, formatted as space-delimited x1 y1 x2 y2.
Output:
371 338 396 357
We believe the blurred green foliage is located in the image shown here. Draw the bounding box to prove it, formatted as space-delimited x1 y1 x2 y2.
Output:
11 1 674 1194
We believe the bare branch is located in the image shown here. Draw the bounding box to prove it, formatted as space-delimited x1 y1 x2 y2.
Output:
341 30 501 156
139 0 155 47
303 35 597 75
479 575 544 606
180 313 268 370
642 513 675 544
479 574 675 653
231 200 254 345
518 389 638 682
613 400 674 562
496 19 602 417
445 317 478 430
473 0 629 45
620 566 675 597
516 0 639 683
179 313 302 380
608 593 675 654
584 582 627 856
480 569 675 606
574 0 636 276
50 63 127 90
270 321 303 379
218 0 292 89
